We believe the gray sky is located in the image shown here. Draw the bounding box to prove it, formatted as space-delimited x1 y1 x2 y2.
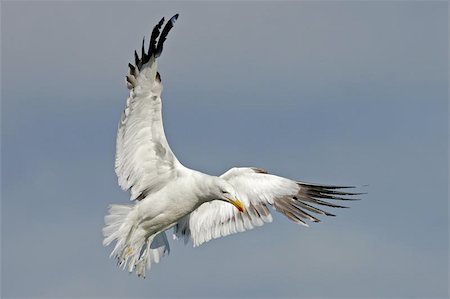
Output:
1 1 448 298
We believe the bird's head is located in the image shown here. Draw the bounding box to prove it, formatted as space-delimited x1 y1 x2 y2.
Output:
213 179 245 213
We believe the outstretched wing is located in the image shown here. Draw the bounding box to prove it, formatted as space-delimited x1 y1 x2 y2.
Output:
174 167 362 247
115 15 185 201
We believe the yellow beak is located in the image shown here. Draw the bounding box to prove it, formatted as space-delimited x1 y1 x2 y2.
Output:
227 198 245 213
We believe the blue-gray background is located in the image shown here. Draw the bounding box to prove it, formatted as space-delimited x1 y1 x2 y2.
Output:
1 1 448 298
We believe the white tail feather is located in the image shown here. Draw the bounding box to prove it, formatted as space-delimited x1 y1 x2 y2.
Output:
102 204 133 248
102 204 170 278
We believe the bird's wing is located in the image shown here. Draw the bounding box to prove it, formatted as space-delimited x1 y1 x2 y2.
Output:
115 15 185 200
173 167 361 247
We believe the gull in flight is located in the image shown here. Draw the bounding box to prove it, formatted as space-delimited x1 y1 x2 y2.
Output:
103 14 362 278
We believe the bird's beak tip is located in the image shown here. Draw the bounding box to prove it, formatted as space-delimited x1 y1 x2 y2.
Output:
228 198 245 213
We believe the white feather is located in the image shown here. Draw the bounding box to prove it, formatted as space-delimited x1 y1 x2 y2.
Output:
104 16 359 279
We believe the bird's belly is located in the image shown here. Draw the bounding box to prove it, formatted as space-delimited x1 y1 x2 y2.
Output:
135 191 198 236
138 212 177 235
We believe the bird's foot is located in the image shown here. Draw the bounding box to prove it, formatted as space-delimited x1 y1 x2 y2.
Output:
135 239 151 278
135 258 147 278
125 246 134 257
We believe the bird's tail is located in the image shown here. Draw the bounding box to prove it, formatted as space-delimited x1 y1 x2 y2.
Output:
102 204 142 271
102 204 136 257
102 204 170 278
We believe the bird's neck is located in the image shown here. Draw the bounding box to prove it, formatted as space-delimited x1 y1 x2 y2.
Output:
188 170 220 204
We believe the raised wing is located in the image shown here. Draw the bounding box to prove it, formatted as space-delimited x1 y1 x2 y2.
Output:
115 15 185 200
174 167 362 247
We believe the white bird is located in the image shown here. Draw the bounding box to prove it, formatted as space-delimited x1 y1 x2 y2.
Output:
103 14 362 278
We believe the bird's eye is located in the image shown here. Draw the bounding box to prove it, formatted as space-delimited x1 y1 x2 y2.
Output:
221 190 227 194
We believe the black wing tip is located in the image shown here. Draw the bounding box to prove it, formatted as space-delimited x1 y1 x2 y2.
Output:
298 182 367 197
130 15 179 72
155 14 179 58
299 183 356 189
292 182 362 215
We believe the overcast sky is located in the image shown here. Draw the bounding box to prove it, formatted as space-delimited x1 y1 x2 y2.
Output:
1 1 448 298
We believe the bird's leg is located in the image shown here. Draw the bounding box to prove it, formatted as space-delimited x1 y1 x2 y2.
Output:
135 236 152 278
116 224 138 268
